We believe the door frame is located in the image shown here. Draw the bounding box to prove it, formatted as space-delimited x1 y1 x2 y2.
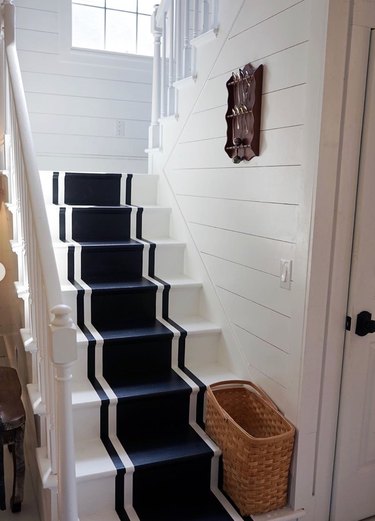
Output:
312 1 375 519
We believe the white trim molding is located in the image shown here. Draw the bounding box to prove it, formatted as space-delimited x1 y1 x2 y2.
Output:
312 1 375 520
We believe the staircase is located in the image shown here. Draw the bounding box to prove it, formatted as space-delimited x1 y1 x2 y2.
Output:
42 171 243 520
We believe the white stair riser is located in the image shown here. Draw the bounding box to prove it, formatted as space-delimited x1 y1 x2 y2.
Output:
185 332 221 368
61 284 202 328
73 405 101 441
77 476 116 517
53 242 187 284
141 208 171 239
40 172 159 207
47 205 172 243
169 285 202 319
71 329 221 384
154 244 185 278
131 174 159 206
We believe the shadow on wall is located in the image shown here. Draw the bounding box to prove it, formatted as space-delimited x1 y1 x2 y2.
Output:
0 174 23 339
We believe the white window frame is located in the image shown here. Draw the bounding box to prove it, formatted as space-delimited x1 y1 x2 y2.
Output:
71 0 153 56
59 0 153 66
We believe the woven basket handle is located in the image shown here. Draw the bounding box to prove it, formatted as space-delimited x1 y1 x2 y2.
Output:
208 380 280 413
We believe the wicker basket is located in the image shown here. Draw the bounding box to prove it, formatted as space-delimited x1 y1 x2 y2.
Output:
205 380 295 516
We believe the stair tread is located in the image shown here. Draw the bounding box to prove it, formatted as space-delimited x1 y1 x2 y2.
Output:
89 278 156 291
123 426 212 468
53 239 141 249
64 172 122 178
135 494 240 521
97 321 173 341
72 381 101 406
75 318 219 346
80 240 141 248
155 275 202 287
75 438 116 479
186 363 240 386
87 275 201 289
168 315 221 333
111 370 191 399
79 511 120 521
49 203 130 209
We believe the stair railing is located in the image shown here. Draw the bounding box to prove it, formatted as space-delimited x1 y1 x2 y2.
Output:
1 2 78 520
149 0 219 148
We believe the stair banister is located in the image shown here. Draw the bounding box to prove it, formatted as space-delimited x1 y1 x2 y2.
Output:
2 2 78 520
149 0 220 148
2 0 60 304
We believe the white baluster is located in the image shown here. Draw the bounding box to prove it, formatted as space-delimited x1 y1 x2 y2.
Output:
192 0 200 77
183 0 192 78
193 0 200 38
50 304 78 521
203 0 209 33
160 11 167 118
212 0 219 31
149 4 162 148
175 0 183 82
167 2 175 115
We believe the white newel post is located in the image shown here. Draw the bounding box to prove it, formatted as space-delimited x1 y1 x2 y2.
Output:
149 4 162 149
50 304 78 521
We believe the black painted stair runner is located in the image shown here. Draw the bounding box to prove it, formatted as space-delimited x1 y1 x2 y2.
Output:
53 172 241 521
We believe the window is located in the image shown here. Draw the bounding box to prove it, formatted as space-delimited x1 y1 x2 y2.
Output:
72 1 154 56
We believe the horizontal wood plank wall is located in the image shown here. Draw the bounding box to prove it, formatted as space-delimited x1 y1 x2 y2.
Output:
15 1 152 172
165 0 310 417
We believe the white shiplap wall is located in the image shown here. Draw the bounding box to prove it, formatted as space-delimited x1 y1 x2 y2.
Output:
163 0 316 423
15 0 152 172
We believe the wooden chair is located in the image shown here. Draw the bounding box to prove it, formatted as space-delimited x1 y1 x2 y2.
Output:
0 367 25 512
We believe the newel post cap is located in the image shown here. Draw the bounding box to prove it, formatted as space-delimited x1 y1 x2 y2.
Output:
50 304 77 365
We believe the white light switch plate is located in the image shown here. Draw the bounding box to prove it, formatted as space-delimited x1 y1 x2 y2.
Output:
280 259 292 289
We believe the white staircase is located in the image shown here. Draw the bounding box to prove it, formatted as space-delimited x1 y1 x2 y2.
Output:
38 170 239 520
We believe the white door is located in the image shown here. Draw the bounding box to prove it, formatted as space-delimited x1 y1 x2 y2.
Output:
331 32 375 521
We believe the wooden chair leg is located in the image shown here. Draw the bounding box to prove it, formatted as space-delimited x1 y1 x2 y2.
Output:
0 436 5 511
10 425 25 513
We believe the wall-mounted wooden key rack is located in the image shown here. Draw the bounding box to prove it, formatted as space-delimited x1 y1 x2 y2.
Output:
224 63 263 163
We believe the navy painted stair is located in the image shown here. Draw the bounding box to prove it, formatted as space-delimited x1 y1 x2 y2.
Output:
52 172 243 521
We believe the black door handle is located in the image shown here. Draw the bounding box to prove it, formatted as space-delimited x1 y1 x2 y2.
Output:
355 311 375 336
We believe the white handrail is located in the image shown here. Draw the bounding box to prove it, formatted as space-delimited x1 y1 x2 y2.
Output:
2 2 78 520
